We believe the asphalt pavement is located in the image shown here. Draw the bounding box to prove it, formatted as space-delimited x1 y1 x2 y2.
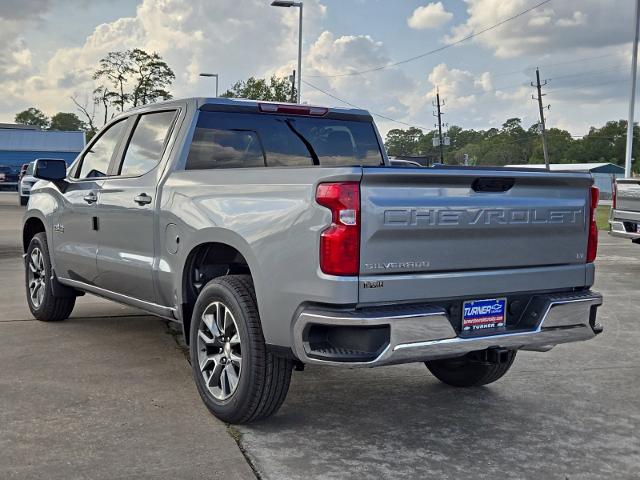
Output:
1 191 638 479
0 193 255 480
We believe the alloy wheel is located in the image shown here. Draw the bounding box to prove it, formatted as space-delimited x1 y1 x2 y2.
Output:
197 301 242 401
28 247 46 308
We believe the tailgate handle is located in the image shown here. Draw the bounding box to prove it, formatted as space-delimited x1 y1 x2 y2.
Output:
472 177 515 193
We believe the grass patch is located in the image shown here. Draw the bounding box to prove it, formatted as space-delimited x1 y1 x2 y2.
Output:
596 205 610 230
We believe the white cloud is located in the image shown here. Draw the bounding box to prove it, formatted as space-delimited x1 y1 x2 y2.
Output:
408 2 453 30
305 31 416 119
445 0 631 58
556 11 587 28
426 63 493 109
0 0 327 122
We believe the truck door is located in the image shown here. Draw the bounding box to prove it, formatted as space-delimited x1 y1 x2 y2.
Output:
95 110 178 304
54 119 128 284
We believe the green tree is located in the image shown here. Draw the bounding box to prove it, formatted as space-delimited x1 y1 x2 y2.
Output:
129 48 175 106
92 49 175 119
15 107 49 129
93 51 132 112
382 117 640 170
529 128 573 164
49 112 86 131
385 127 424 156
221 76 295 102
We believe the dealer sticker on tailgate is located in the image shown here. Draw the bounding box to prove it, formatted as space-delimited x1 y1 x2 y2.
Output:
462 298 507 332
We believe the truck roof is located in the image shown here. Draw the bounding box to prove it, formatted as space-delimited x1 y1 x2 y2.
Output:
124 97 372 119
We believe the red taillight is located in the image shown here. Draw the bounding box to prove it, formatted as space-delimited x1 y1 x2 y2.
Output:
258 103 328 116
316 182 360 276
612 181 617 210
587 186 599 263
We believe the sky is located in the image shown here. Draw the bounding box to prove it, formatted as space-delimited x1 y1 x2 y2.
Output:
0 0 637 138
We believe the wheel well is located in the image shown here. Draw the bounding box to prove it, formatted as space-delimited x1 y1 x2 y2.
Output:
23 217 46 252
181 242 251 344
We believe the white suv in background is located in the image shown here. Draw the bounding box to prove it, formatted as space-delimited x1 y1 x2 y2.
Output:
19 162 36 206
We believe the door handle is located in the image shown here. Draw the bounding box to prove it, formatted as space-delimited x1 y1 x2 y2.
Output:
134 193 152 205
83 192 97 204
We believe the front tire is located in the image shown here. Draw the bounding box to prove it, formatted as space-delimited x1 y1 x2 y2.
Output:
425 350 517 387
189 275 293 424
25 232 75 321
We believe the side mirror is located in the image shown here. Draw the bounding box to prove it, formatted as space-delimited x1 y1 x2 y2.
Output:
33 158 67 181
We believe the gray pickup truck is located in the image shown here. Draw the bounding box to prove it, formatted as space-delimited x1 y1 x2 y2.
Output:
22 98 603 424
610 178 640 242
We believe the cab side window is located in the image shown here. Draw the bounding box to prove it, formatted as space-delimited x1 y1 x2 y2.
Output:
118 111 177 177
76 120 127 179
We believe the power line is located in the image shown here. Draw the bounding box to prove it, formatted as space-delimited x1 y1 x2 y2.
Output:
445 53 619 81
307 0 552 79
547 63 628 82
305 77 632 142
545 77 630 93
304 72 634 136
512 53 616 75
444 62 629 100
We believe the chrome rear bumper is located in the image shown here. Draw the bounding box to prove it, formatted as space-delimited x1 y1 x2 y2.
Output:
609 209 640 240
609 221 640 240
292 291 603 367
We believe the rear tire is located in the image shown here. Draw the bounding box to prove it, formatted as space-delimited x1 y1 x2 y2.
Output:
189 274 293 424
25 232 75 321
425 350 517 387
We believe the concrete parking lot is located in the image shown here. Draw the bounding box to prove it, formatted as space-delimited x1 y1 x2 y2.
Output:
1 191 639 479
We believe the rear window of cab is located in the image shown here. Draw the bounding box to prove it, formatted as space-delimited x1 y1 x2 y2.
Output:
186 111 384 169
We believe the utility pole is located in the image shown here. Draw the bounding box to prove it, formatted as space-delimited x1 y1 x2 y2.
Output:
625 0 640 177
290 70 296 103
433 87 445 164
532 67 550 170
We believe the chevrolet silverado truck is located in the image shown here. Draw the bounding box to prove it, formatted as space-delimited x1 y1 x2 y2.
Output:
610 178 640 242
22 98 603 424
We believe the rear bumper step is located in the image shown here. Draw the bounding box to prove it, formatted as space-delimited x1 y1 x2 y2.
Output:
292 291 603 367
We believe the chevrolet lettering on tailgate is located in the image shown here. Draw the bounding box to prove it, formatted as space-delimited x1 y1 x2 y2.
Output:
384 207 584 227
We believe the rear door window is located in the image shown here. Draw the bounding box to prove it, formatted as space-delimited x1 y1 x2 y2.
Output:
118 110 177 177
186 111 383 169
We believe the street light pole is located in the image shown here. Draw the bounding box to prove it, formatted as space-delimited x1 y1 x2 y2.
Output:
199 73 219 97
271 1 303 103
297 2 303 103
625 0 640 177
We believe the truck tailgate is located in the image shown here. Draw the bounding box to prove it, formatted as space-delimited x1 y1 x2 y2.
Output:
615 179 640 212
359 167 593 277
